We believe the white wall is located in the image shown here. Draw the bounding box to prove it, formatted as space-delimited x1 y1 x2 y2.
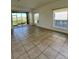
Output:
33 0 68 33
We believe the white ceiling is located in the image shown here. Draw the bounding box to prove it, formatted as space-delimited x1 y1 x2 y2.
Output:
11 0 57 11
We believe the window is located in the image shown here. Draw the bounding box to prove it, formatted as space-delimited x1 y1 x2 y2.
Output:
53 8 68 29
12 12 27 26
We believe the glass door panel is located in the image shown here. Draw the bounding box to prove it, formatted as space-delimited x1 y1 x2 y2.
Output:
17 13 22 25
22 13 27 24
12 15 18 26
12 12 28 27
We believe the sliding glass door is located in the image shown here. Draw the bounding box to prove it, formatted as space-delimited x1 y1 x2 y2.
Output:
21 13 27 24
12 14 17 26
17 13 22 25
12 12 27 27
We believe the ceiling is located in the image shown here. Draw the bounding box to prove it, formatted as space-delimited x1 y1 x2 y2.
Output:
11 0 57 11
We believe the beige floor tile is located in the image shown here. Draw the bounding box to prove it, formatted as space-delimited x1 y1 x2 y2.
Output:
37 39 52 51
21 38 32 45
12 42 22 51
12 47 25 59
23 41 35 51
32 38 42 45
49 38 64 52
37 43 48 52
32 33 52 45
64 40 68 49
29 34 39 40
16 53 30 59
52 33 67 41
28 47 41 59
48 36 57 42
12 25 68 59
56 53 67 59
59 43 68 58
43 47 58 59
37 54 49 59
12 39 20 45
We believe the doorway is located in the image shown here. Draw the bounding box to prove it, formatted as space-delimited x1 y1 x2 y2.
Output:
34 13 39 25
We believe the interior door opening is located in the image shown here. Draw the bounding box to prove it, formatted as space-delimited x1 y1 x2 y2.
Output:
34 13 39 25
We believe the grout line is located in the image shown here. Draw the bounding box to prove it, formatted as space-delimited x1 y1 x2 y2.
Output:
19 40 31 59
33 42 52 59
12 25 68 59
48 41 68 59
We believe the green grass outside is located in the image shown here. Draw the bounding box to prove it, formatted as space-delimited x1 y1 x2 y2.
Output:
12 18 27 28
13 20 26 25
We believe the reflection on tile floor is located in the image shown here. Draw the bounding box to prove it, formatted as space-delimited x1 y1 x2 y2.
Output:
12 25 68 59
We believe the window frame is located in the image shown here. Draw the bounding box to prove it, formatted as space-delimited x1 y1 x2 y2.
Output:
52 8 68 30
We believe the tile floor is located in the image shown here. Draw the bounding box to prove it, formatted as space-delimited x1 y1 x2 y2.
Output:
11 25 68 59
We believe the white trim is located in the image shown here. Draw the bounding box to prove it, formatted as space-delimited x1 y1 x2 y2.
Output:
52 8 68 30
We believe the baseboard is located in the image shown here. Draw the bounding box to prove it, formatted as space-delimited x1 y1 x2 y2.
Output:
34 25 68 35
